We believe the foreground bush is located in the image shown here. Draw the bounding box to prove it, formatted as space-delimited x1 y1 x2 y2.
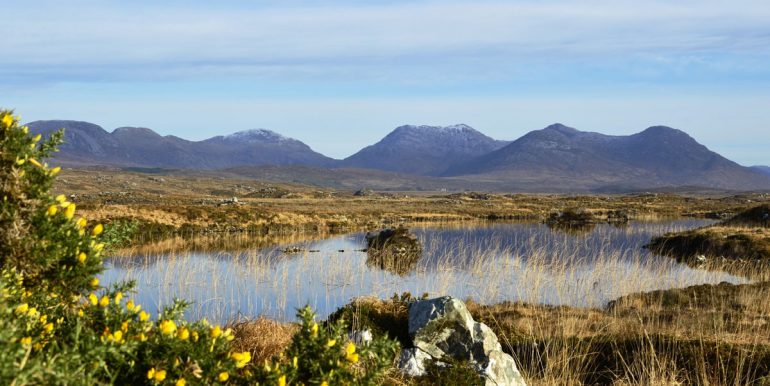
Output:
0 109 397 385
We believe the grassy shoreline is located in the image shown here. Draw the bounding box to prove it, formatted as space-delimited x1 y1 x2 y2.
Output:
55 168 770 242
60 168 770 384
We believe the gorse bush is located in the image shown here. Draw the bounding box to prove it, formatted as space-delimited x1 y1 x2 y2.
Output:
0 109 397 385
271 306 398 385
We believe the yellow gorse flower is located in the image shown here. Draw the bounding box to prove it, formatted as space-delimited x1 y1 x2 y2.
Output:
14 303 29 316
177 327 190 340
64 203 76 220
88 293 98 306
21 336 32 346
326 339 336 348
55 195 66 203
311 322 319 337
114 292 123 303
77 217 87 228
126 299 136 312
230 351 251 368
28 158 42 168
111 330 124 343
32 133 41 142
210 325 222 338
99 295 110 308
278 374 286 386
345 342 359 363
47 205 58 217
159 320 177 336
175 378 186 386
217 372 229 382
1 114 13 128
139 310 150 322
92 224 103 236
148 367 166 382
43 322 54 333
50 166 61 175
77 252 87 264
90 277 99 288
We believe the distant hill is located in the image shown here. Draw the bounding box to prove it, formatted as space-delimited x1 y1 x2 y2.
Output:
443 124 770 191
26 120 770 192
341 124 509 176
26 121 335 169
752 166 770 177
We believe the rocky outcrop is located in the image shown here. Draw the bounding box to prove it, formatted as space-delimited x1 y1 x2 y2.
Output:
396 296 526 386
365 228 422 275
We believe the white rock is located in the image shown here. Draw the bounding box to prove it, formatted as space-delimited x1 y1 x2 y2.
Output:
348 329 373 346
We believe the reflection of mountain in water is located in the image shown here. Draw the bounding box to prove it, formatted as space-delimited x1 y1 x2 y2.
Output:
365 228 423 276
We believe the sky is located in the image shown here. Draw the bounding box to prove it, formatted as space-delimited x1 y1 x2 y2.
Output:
2 0 770 165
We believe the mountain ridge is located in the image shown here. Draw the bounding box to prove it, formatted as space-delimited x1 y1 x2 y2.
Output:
26 120 336 169
443 124 770 190
25 120 770 192
340 123 510 176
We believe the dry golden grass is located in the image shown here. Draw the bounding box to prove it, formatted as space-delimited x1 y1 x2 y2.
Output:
54 168 770 237
228 317 299 365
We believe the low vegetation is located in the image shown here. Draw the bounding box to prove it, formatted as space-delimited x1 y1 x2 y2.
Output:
648 204 770 279
52 168 770 242
0 110 398 385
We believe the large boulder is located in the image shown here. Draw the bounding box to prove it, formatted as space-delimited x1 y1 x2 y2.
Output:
397 296 527 386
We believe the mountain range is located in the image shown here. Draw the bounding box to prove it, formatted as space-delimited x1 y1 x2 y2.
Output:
26 121 334 169
752 166 770 177
26 120 770 192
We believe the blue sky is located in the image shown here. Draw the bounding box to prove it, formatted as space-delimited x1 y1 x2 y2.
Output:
2 0 770 164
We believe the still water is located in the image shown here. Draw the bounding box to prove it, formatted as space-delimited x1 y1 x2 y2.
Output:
102 220 747 323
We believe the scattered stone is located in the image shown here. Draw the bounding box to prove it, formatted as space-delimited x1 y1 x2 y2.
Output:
354 188 374 197
397 347 432 377
217 197 240 206
348 329 373 346
397 296 526 386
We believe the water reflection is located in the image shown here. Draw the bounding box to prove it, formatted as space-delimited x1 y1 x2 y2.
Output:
101 219 748 323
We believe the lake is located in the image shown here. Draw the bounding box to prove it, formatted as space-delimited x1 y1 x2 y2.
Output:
102 219 747 323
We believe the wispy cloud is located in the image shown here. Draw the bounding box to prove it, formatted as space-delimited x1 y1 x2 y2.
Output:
2 0 769 84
